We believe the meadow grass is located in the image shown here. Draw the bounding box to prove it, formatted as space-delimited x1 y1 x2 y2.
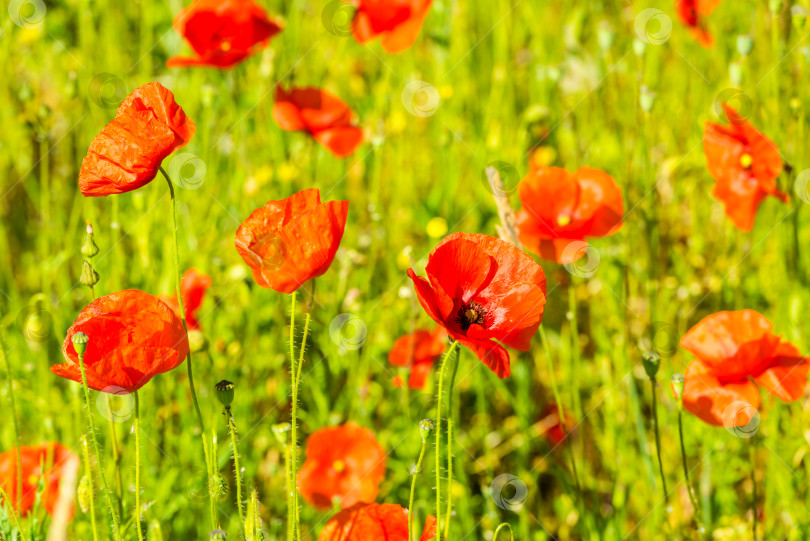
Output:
2 0 810 539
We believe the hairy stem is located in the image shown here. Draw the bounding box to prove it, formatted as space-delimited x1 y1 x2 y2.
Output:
134 392 143 541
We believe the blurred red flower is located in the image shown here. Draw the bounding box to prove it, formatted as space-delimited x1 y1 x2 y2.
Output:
318 502 436 541
539 404 575 446
388 326 447 389
235 188 349 294
703 104 788 231
676 0 721 46
79 82 195 197
407 232 547 379
680 310 808 427
0 443 79 518
298 423 386 510
159 268 212 330
167 0 283 68
350 0 433 54
272 87 363 158
54 290 189 393
516 166 624 264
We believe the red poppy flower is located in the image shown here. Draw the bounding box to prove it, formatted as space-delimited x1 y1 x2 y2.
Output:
272 87 363 158
235 188 349 294
167 0 283 68
680 310 808 426
539 405 575 446
350 0 433 54
159 268 212 331
53 289 189 393
388 326 448 389
407 232 547 379
516 166 624 264
703 104 788 231
0 443 79 518
298 423 386 510
318 502 436 541
79 82 195 197
676 0 722 46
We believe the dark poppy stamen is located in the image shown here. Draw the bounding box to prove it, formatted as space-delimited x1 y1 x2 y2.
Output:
457 300 488 331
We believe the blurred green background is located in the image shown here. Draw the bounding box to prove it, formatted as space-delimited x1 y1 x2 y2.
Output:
3 0 810 539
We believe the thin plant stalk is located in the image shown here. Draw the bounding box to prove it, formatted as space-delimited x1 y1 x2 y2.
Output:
77 349 122 541
0 486 24 535
226 407 245 531
443 345 460 541
677 409 701 527
0 333 22 516
434 340 460 536
493 523 514 541
408 426 429 541
650 380 667 500
107 395 124 520
81 436 100 541
159 167 216 529
750 442 758 541
134 391 143 541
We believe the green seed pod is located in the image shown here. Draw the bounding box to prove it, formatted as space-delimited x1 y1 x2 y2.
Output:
72 332 89 357
671 374 685 409
769 0 783 15
81 221 99 258
77 475 92 513
272 422 291 446
80 260 100 288
419 419 434 442
215 379 235 407
597 21 615 52
736 35 754 57
642 351 660 379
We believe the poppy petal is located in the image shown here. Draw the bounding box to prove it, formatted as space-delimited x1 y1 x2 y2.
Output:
682 359 761 427
753 342 809 402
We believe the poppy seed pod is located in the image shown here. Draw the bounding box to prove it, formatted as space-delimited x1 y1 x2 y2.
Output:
642 350 661 379
671 374 685 409
215 379 235 407
419 419 435 442
71 332 89 357
80 260 100 288
736 35 754 57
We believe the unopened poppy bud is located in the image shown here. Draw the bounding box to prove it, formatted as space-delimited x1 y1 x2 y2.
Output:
209 473 229 502
80 260 100 287
419 419 434 442
736 35 754 57
77 475 92 513
729 61 743 86
81 221 99 258
272 422 291 445
633 38 647 58
188 329 207 353
215 379 235 407
72 332 89 357
793 5 808 30
769 0 783 15
790 97 802 114
671 374 685 409
245 490 262 539
642 351 660 379
640 86 656 114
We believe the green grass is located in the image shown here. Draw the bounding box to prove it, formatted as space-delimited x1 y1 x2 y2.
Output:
2 0 810 539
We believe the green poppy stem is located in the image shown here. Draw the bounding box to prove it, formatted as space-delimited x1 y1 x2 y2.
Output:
493 523 514 541
134 391 144 541
435 339 460 538
650 379 667 500
291 297 311 541
677 409 702 529
81 437 100 541
76 349 122 541
443 344 460 541
750 442 758 541
226 407 245 533
287 289 297 541
0 333 22 519
107 395 124 521
159 167 216 531
408 428 429 541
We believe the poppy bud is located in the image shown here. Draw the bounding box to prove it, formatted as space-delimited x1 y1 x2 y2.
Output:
729 61 743 86
419 419 434 442
80 260 100 288
272 422 291 445
642 350 660 379
78 475 92 513
81 221 99 258
597 22 615 52
71 332 89 357
209 472 229 502
671 374 685 409
736 35 754 57
245 490 262 539
769 0 782 15
215 380 235 407
793 5 808 30
640 86 656 114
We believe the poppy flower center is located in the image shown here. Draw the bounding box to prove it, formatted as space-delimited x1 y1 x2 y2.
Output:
557 214 571 227
457 300 488 331
220 40 232 52
332 460 346 473
739 153 753 169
